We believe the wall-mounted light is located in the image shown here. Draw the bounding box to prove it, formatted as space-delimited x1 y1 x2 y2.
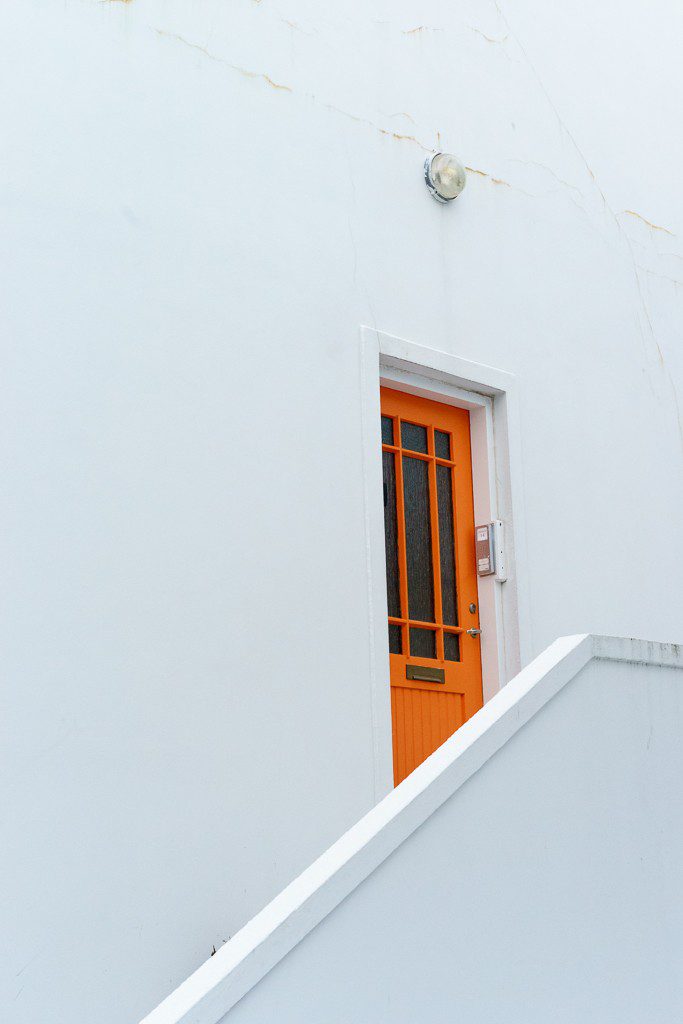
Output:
424 152 467 203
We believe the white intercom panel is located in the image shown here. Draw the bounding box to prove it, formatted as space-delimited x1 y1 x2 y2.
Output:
475 520 506 582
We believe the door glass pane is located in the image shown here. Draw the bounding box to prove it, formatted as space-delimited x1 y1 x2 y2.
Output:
388 623 402 655
401 421 428 454
410 627 436 659
381 415 394 444
436 464 458 626
382 452 401 618
435 430 451 459
444 632 460 662
402 455 435 622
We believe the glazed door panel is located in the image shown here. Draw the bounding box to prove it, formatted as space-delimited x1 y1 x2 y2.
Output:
380 387 483 785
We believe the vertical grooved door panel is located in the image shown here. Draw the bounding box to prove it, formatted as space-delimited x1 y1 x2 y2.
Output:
391 687 465 785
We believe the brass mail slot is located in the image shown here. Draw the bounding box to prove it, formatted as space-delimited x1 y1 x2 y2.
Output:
406 664 445 684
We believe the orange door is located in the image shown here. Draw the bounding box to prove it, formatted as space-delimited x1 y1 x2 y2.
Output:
381 387 483 785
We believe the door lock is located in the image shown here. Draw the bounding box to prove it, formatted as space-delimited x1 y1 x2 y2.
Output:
466 628 482 637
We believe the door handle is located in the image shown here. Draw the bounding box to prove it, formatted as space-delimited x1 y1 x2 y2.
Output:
466 628 482 637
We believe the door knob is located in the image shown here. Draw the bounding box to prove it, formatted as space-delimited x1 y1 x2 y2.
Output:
466 628 482 637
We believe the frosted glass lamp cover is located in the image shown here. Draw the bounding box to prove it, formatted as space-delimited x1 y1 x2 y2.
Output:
424 152 467 203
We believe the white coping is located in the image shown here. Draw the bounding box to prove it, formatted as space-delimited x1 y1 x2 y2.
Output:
140 634 683 1024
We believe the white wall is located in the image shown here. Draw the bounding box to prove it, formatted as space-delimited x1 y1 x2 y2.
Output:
218 646 683 1023
2 2 683 1022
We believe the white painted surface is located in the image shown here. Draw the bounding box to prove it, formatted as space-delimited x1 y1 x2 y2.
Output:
2 1 683 1021
140 636 683 1024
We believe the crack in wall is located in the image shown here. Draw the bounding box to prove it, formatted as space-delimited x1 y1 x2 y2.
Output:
493 0 683 453
154 29 292 91
281 18 316 37
154 12 683 329
507 158 584 197
320 101 432 150
381 111 418 126
402 26 440 36
151 11 678 253
154 24 562 202
621 210 675 236
465 166 539 198
638 267 683 289
466 25 509 44
466 167 510 188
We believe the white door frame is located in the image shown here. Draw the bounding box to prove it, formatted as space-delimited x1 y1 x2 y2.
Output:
359 326 532 799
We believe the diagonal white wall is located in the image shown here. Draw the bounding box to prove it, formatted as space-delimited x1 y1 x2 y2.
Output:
142 635 683 1024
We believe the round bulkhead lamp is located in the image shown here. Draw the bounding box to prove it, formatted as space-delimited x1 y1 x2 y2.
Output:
424 152 467 203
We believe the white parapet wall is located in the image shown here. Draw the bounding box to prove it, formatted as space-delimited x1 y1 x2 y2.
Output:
141 634 683 1024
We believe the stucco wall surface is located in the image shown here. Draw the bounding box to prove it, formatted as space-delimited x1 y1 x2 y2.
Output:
1 2 682 1022
219 656 683 1024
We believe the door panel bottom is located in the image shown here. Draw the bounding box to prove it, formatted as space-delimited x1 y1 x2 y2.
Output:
391 687 465 785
